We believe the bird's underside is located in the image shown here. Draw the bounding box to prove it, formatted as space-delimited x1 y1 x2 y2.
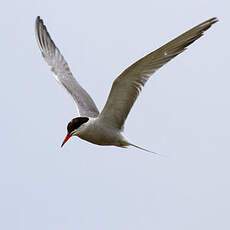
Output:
35 16 217 152
77 118 129 147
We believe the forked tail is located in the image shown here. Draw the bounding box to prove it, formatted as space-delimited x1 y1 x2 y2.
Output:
128 143 164 156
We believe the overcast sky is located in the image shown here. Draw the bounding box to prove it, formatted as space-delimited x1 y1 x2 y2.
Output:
0 0 229 229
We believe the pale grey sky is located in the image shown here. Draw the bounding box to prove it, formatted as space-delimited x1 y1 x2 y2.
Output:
0 0 229 229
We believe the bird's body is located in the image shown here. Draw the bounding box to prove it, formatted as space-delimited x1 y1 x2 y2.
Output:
35 16 217 152
76 118 128 147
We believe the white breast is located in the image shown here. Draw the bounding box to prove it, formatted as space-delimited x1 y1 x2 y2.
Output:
77 118 128 147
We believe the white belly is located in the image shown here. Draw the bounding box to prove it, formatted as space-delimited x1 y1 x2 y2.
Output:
77 119 128 147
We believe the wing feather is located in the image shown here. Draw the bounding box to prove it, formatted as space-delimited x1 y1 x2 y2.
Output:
35 16 99 118
99 18 218 129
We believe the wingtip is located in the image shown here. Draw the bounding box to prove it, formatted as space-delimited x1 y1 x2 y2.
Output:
210 17 219 24
195 17 218 34
36 16 40 22
204 17 219 26
35 16 41 29
35 16 44 26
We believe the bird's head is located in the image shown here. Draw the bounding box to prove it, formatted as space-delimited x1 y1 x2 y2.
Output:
61 117 89 147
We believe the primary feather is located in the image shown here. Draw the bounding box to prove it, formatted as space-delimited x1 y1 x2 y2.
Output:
35 16 99 118
99 18 218 130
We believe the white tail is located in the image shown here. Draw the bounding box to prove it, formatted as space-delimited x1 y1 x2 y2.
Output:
128 143 164 156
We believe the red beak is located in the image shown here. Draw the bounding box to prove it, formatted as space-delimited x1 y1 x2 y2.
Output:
61 133 72 147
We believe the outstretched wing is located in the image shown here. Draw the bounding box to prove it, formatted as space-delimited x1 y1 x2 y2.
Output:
99 17 218 129
35 16 99 118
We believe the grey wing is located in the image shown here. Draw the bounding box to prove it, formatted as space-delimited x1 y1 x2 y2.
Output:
99 17 218 129
35 16 99 118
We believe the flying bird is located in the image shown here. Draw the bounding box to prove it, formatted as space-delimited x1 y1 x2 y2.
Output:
35 16 217 153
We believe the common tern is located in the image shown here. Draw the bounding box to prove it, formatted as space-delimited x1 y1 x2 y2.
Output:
35 16 217 153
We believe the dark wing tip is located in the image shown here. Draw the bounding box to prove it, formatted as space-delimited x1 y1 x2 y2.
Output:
171 17 218 53
202 17 219 25
35 16 57 58
208 17 219 24
35 16 45 50
36 16 41 22
205 17 218 23
35 16 43 33
197 17 218 34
